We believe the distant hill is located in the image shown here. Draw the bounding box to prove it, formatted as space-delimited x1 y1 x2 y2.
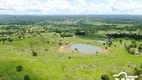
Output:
0 15 142 25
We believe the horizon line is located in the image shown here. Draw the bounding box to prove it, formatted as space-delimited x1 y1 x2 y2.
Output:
0 14 142 16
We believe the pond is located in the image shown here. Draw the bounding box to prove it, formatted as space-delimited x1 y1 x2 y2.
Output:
69 43 103 54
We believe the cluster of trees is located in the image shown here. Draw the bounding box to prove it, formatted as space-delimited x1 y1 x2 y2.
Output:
0 38 13 43
60 31 73 38
138 46 142 53
106 33 142 40
138 43 142 53
60 33 73 38
75 30 86 35
133 63 142 79
0 31 13 36
125 41 141 55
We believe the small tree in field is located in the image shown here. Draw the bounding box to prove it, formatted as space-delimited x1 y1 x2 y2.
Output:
101 74 110 80
103 43 106 46
16 65 23 72
32 50 38 56
120 39 122 44
105 47 108 49
74 48 78 52
138 46 142 52
129 48 136 55
24 74 30 80
108 42 112 47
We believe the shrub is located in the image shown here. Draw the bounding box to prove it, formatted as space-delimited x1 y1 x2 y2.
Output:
47 40 50 44
134 68 142 77
108 42 112 47
24 74 30 80
120 39 122 44
114 45 116 47
45 48 49 51
101 74 109 80
68 57 71 59
129 48 136 55
103 43 106 45
138 46 142 52
16 65 23 72
58 42 63 46
32 50 38 56
74 48 78 51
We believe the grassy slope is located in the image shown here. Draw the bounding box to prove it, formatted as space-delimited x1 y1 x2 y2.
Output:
0 32 141 80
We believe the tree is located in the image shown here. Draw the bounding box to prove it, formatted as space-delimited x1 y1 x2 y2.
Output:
24 74 30 80
138 46 142 52
103 43 106 46
131 41 137 48
101 75 109 80
58 42 63 46
129 48 136 55
108 42 112 47
32 50 38 56
7 38 13 43
114 45 116 47
120 39 122 44
134 68 142 77
16 65 23 72
74 48 78 52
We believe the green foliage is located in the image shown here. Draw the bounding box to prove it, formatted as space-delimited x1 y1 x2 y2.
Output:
108 42 112 47
32 50 38 56
74 48 78 51
24 74 31 80
0 15 142 80
101 75 109 80
58 42 63 46
138 46 142 52
16 65 23 72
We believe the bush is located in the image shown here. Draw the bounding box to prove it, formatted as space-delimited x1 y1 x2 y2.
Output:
45 48 49 51
129 48 136 55
16 65 23 72
68 56 71 59
74 48 78 51
24 74 30 80
108 42 112 47
101 75 110 80
58 42 63 46
134 68 142 77
120 39 122 44
103 43 106 45
138 46 142 52
32 50 38 56
114 45 116 47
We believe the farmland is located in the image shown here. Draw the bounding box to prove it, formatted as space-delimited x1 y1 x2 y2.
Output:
0 15 142 80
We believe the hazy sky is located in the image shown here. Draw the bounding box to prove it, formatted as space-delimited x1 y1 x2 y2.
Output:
0 0 142 15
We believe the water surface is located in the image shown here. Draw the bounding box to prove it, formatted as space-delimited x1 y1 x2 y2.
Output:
69 43 103 54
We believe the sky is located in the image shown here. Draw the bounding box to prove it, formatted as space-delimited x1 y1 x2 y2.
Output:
0 0 142 15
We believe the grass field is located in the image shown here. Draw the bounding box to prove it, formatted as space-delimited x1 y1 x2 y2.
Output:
0 30 141 80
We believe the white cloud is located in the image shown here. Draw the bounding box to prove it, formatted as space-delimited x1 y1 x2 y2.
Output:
0 0 142 15
75 0 87 6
